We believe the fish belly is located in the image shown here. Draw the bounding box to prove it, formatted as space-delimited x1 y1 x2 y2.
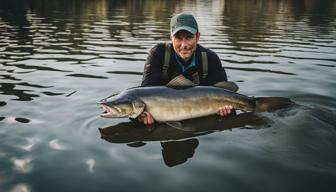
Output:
143 96 239 122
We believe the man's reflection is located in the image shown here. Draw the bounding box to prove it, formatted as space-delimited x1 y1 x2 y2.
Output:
161 139 199 167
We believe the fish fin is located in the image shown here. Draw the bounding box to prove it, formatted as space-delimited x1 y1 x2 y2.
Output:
165 121 196 131
130 100 145 119
166 75 197 87
255 97 295 112
213 81 239 92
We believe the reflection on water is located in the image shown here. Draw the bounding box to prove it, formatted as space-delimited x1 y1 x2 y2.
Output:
0 82 40 101
99 112 270 143
161 139 199 167
99 112 271 167
1 0 336 192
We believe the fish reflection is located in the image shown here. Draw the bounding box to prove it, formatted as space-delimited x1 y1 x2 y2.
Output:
99 112 271 167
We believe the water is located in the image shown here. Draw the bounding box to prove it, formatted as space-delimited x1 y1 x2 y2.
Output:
1 0 336 191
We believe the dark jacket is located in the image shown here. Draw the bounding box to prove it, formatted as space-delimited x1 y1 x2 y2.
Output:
141 43 228 86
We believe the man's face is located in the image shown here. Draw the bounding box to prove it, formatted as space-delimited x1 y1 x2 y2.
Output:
171 30 200 62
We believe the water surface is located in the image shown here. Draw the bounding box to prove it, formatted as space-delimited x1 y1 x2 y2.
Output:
1 0 336 192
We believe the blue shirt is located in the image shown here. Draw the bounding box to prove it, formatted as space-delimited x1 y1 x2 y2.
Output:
174 53 196 73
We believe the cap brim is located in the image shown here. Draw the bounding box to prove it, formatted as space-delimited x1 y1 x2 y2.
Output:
172 26 197 36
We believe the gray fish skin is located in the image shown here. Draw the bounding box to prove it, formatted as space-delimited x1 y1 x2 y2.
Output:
99 86 260 122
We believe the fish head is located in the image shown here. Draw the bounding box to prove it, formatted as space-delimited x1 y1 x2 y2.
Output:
98 92 145 118
99 102 133 118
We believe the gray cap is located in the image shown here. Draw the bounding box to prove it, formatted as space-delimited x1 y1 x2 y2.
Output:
170 12 198 36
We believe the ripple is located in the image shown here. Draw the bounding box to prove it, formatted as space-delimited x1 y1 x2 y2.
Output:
3 63 72 72
0 58 15 63
35 49 69 54
274 54 336 62
0 101 7 107
100 54 146 61
42 91 65 96
20 137 39 151
0 83 40 101
0 74 21 81
26 54 97 61
107 71 143 75
10 183 31 192
49 139 66 150
66 73 108 79
222 59 278 65
315 64 335 68
1 51 31 56
85 158 96 173
17 82 53 88
66 90 77 97
11 157 33 173
15 118 30 124
224 67 296 75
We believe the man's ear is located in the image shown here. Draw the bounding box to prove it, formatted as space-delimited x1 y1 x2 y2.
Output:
196 32 200 41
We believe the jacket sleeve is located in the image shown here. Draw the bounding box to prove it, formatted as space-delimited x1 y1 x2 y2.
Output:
206 49 228 85
141 43 165 86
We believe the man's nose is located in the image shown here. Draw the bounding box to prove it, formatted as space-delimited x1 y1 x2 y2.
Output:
180 38 188 48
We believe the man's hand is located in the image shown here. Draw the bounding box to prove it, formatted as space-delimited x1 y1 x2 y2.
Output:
217 105 234 116
138 111 155 125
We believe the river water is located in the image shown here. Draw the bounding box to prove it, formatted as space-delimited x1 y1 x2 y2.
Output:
1 0 336 192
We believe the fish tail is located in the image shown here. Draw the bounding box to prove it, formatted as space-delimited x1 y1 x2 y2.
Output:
255 97 294 112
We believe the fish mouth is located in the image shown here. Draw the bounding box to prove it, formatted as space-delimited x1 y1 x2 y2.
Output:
100 104 115 118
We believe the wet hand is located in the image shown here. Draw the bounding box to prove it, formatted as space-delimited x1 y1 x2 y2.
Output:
138 111 155 125
217 105 233 116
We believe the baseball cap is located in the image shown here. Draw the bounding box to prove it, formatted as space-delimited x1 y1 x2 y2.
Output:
170 12 198 36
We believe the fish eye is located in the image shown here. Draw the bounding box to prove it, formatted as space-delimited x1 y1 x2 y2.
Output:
126 96 133 100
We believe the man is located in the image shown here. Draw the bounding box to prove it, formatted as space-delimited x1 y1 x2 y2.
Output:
139 12 234 125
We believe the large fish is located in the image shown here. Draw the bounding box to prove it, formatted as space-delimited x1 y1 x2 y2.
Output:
98 75 294 122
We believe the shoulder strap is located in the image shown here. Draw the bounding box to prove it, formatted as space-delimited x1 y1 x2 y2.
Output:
162 42 171 81
201 51 208 79
192 72 200 84
163 44 208 83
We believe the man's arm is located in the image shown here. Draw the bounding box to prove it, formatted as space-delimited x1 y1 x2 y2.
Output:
206 49 235 116
206 49 228 85
141 43 165 86
139 43 165 124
